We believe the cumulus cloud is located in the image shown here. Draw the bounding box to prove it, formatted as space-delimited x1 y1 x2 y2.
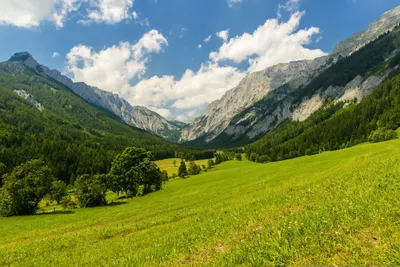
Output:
198 44 202 49
129 63 245 115
210 11 326 72
80 0 133 24
52 52 60 58
0 0 135 28
216 29 229 42
66 30 167 97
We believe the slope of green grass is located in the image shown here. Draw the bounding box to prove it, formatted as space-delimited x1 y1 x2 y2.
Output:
1 139 400 266
156 158 211 176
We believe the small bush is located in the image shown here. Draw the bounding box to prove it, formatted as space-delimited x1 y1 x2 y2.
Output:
369 128 398 143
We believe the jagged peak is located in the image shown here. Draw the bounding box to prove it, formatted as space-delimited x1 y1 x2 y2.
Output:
9 52 34 62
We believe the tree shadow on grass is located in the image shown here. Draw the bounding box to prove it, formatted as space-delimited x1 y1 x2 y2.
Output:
37 210 75 216
106 201 128 207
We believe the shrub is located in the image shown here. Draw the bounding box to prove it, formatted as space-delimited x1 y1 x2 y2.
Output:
369 128 398 143
178 160 188 178
0 160 54 217
50 180 68 204
75 174 108 208
236 154 242 161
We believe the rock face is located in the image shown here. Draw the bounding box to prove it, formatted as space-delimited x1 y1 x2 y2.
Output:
181 5 400 147
332 5 400 57
13 89 44 111
9 52 184 142
181 57 328 142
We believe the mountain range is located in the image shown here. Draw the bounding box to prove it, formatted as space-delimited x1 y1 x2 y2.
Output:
181 5 400 147
2 5 400 150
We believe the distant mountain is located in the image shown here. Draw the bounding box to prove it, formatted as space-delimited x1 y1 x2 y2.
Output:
181 5 400 147
9 51 185 142
0 56 212 181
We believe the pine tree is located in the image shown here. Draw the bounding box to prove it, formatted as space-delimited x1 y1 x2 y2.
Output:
178 160 188 178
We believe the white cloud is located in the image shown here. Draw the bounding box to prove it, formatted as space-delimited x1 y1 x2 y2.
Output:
66 30 167 97
132 30 168 60
52 52 60 58
132 10 150 27
204 35 212 43
0 0 135 28
216 29 229 42
210 11 326 72
149 107 171 119
129 63 245 112
198 44 202 49
80 0 133 24
227 0 242 8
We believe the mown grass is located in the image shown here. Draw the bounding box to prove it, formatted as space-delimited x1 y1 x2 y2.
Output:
155 158 210 176
1 140 400 266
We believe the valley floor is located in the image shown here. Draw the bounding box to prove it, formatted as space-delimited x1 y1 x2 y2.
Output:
1 139 400 266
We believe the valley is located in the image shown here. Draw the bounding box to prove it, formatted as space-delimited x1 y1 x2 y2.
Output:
1 137 400 266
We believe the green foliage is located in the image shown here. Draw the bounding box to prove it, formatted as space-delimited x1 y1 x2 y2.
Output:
108 147 162 196
235 154 242 161
0 65 213 183
49 180 67 204
188 160 201 176
3 138 400 265
0 160 54 216
74 174 108 208
178 160 188 178
207 159 214 169
0 162 6 187
246 72 400 162
161 170 169 182
368 128 398 143
60 195 77 210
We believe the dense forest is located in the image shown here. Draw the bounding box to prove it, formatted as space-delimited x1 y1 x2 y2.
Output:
0 61 213 184
245 71 400 161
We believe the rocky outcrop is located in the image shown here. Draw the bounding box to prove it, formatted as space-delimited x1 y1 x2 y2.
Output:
13 89 44 111
333 6 400 57
182 5 400 146
181 56 328 142
9 52 184 142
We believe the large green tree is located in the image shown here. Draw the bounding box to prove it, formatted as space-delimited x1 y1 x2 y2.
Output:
178 160 188 178
0 160 54 217
74 174 108 208
108 147 162 196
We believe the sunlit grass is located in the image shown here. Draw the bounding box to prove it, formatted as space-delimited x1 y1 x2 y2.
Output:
1 140 400 266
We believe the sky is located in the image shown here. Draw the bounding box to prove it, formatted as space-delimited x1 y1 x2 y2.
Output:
0 0 399 122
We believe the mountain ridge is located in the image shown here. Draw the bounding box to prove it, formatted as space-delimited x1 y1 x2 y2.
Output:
9 52 185 142
181 5 400 147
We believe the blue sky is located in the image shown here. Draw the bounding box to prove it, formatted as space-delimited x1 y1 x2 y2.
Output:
0 0 399 121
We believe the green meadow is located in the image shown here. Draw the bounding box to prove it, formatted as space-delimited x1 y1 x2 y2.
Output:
1 139 400 266
156 158 211 176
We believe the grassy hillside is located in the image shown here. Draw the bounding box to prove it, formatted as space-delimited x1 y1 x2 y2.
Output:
156 158 211 176
0 60 213 182
1 138 400 266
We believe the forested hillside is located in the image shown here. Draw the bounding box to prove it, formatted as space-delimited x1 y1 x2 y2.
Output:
0 61 212 183
245 71 400 161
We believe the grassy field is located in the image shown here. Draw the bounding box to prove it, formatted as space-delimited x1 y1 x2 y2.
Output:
1 140 400 266
155 158 211 176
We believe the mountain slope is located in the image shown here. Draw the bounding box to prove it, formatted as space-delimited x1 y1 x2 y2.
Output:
9 52 184 142
245 68 400 161
182 5 400 147
0 56 212 182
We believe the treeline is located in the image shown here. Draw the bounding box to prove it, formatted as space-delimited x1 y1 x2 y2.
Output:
245 72 400 161
0 69 213 184
0 147 163 217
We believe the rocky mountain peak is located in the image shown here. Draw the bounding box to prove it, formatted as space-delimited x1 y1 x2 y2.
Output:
333 5 400 57
9 51 41 71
